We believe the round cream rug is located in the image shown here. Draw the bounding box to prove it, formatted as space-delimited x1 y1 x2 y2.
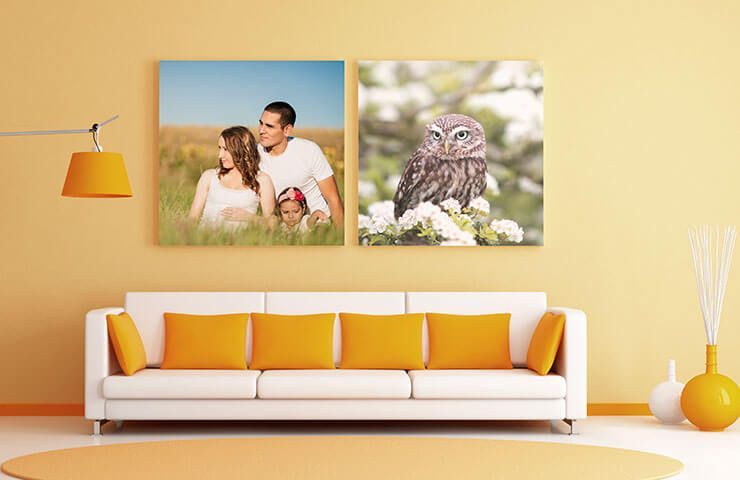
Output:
2 436 682 480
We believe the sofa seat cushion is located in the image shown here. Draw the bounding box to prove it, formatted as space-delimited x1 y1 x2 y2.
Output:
409 369 566 399
257 370 411 399
103 368 260 399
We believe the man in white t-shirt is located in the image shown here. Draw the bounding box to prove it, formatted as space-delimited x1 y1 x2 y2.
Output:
257 101 344 229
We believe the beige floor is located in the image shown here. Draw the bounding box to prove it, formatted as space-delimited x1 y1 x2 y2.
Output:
0 416 737 479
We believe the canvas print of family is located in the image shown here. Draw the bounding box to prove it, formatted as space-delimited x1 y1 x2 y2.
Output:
159 61 345 246
358 60 544 246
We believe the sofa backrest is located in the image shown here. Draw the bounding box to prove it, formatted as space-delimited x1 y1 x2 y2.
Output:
124 291 546 368
406 292 547 367
125 292 264 367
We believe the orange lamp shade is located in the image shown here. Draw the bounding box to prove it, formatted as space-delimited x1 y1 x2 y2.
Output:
62 151 132 197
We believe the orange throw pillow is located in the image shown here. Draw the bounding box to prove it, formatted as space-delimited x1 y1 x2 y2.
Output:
527 312 565 375
339 313 424 369
250 313 335 370
106 312 147 375
161 313 248 369
426 313 512 369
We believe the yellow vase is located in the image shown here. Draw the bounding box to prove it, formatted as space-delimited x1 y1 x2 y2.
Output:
680 345 740 431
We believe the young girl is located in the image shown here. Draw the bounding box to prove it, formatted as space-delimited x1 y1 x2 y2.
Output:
189 126 275 230
276 187 328 234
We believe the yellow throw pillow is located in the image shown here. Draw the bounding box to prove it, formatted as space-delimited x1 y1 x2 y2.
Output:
339 313 424 369
426 313 512 369
250 313 335 370
106 312 147 376
527 312 565 375
161 313 248 369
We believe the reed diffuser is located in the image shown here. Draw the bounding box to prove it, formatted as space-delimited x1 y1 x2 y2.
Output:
681 225 740 431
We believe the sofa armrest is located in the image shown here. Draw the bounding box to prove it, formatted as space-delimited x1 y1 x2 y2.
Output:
549 307 587 419
85 307 124 420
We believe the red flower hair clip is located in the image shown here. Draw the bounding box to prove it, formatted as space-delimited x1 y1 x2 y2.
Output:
278 187 306 205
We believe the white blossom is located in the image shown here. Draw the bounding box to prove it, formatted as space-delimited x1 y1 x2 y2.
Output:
398 209 418 230
400 202 478 245
458 213 473 224
358 214 372 230
468 197 490 215
430 210 469 243
367 201 396 224
490 219 524 243
441 231 476 246
414 202 443 226
440 198 462 214
431 212 458 237
361 201 398 236
369 216 392 235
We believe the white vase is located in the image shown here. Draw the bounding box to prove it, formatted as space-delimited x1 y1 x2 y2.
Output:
648 359 686 424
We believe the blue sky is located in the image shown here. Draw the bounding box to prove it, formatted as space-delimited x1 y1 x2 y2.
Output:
159 61 344 128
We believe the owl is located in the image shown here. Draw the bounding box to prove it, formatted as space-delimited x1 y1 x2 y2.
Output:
393 114 488 218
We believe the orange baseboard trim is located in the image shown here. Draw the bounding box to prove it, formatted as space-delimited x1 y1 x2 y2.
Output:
588 403 651 416
0 404 84 416
2 403 649 416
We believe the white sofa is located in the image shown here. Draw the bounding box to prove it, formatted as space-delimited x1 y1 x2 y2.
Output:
85 292 587 434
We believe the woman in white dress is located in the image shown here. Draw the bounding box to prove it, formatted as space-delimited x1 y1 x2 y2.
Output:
189 126 275 230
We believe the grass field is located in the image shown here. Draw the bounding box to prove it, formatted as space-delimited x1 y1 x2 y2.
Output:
159 126 344 246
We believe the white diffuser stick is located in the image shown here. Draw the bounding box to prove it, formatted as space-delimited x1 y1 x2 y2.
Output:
688 225 736 345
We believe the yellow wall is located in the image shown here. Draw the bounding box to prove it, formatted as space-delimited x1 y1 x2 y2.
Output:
1 0 739 405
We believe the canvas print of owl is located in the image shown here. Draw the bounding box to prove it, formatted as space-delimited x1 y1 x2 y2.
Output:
358 61 543 246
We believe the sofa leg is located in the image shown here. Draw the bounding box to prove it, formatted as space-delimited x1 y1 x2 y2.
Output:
564 419 577 435
92 419 109 436
550 419 577 435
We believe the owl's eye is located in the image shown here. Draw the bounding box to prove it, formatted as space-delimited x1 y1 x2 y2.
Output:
456 130 469 141
431 131 442 140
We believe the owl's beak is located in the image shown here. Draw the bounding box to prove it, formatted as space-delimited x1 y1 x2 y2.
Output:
444 140 450 154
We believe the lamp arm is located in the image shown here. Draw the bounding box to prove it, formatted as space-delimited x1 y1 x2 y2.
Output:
0 115 119 138
0 128 90 136
98 115 119 127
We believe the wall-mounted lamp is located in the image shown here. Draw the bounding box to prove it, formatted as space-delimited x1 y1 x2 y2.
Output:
0 115 132 197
